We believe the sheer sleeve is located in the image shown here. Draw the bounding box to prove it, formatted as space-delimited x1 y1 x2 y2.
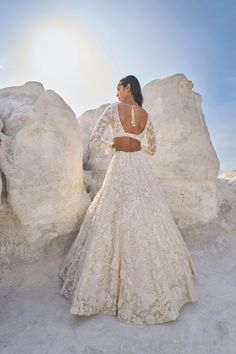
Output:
141 118 157 155
89 104 114 155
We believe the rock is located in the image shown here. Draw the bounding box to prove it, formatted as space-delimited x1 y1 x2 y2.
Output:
217 170 236 233
142 74 220 241
0 74 234 264
0 82 90 265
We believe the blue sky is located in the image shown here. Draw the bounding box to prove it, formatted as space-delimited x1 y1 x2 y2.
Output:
0 0 235 171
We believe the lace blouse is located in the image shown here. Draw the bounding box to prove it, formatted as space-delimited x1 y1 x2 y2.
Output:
89 102 156 156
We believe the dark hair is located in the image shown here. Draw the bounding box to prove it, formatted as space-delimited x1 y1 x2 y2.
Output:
118 75 143 107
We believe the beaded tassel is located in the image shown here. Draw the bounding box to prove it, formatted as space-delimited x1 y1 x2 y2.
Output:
131 105 136 126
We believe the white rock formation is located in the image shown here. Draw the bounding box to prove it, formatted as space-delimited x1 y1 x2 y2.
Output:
0 81 90 265
0 118 3 207
217 170 236 233
141 74 220 241
0 75 234 263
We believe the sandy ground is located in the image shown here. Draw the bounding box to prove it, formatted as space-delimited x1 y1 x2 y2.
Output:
0 232 236 354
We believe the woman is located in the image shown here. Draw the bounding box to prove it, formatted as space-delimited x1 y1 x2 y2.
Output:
58 75 198 325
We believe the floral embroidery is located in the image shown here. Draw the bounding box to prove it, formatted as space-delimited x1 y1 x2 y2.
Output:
89 102 157 156
58 102 197 325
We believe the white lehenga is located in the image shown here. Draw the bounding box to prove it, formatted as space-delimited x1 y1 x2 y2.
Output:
58 102 198 325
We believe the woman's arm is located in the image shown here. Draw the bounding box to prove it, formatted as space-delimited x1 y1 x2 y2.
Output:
141 119 157 155
89 104 114 155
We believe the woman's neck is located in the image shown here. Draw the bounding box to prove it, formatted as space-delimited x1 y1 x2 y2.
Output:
123 98 137 106
120 99 140 108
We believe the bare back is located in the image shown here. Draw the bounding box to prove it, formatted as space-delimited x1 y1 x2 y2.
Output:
115 103 148 152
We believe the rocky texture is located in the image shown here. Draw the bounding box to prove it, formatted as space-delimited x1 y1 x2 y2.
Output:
217 170 236 233
0 82 90 265
141 74 220 241
0 75 233 264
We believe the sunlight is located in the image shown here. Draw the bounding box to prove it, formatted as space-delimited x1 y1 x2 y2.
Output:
5 16 118 115
28 24 80 79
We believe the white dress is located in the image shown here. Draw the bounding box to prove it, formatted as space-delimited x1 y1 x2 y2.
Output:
58 102 198 325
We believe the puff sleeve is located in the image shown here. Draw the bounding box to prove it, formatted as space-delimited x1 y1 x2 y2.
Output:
89 104 114 155
141 118 157 155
